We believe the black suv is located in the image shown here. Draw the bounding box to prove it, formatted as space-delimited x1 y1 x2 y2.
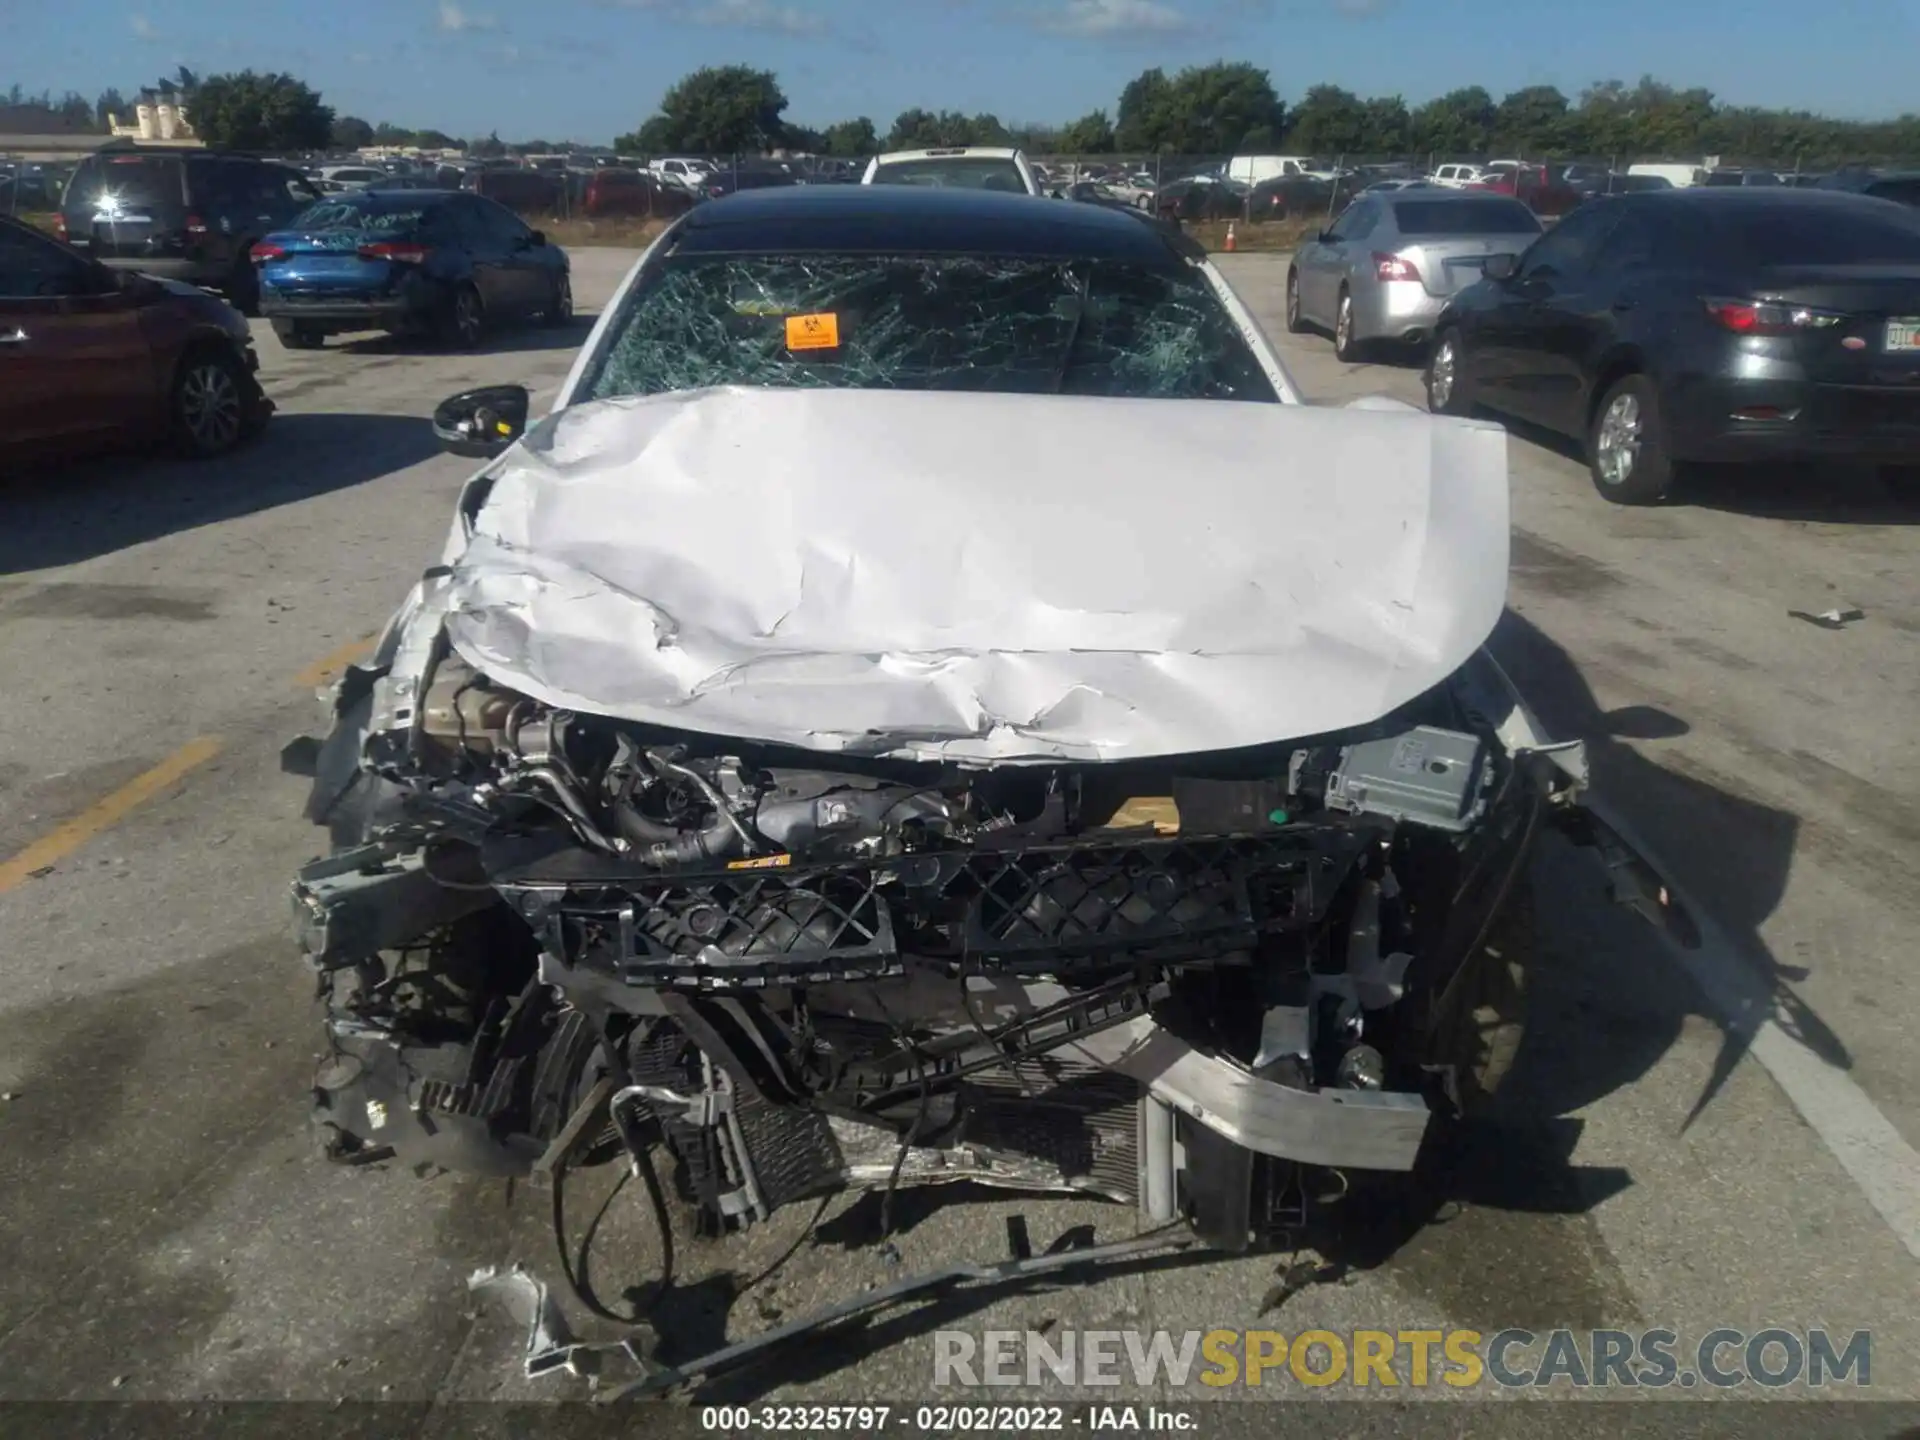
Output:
54 143 322 314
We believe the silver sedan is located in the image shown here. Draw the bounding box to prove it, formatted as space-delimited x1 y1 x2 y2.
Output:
1285 191 1543 360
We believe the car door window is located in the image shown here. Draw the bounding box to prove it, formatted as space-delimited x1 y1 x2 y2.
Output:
1518 203 1621 281
0 223 99 298
1326 199 1374 242
414 202 457 248
445 198 488 248
192 158 240 217
476 198 531 247
271 166 322 211
1591 208 1694 278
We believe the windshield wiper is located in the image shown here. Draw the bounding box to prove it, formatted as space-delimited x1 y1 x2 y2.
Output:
1050 266 1092 394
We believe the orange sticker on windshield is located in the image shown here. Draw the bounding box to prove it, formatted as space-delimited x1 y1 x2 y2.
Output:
785 312 840 350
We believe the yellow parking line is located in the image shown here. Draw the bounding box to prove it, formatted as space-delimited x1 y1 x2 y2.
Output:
0 736 223 894
293 634 378 689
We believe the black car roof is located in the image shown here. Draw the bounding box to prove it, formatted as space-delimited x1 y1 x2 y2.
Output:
352 187 463 200
668 185 1196 263
1621 187 1912 214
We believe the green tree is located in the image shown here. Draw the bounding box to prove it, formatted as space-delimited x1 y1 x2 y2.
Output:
614 114 678 154
823 116 877 156
188 71 333 151
1115 68 1173 150
154 66 200 100
630 65 790 154
48 90 96 131
1059 109 1116 153
1492 85 1569 154
470 130 507 158
1410 86 1495 158
331 115 374 150
95 87 128 128
1286 84 1369 155
886 108 988 148
1113 62 1284 154
1361 96 1411 154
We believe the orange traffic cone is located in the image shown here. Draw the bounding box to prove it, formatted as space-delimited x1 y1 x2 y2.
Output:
1224 222 1237 252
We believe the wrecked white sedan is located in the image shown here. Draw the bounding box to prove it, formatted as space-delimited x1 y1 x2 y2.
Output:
285 187 1689 1389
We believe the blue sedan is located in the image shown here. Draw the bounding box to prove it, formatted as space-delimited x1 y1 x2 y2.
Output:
252 189 571 349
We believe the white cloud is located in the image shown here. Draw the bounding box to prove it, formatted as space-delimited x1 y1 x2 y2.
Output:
437 1 497 30
689 0 827 33
129 13 159 39
1037 0 1189 35
612 0 829 35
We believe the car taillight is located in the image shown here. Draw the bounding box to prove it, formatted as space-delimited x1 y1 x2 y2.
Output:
1702 297 1846 334
185 213 208 235
1374 252 1422 282
53 212 68 240
357 241 430 263
250 242 286 263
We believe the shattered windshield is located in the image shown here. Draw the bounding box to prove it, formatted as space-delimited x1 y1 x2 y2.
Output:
582 254 1279 402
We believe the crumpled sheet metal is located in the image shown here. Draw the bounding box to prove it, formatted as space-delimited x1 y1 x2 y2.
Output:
442 385 1510 764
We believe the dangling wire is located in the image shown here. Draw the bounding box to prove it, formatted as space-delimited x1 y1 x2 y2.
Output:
549 1014 677 1324
869 989 933 1245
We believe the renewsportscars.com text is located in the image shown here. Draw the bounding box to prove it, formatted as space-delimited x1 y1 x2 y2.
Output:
933 1327 1872 1390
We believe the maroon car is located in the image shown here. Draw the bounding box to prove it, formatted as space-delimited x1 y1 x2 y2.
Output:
1468 164 1583 218
0 214 271 468
581 167 692 219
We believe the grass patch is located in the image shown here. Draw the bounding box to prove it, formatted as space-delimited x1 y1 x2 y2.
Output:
1185 216 1316 253
537 215 671 249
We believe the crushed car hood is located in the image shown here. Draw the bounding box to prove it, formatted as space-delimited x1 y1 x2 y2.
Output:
440 386 1510 763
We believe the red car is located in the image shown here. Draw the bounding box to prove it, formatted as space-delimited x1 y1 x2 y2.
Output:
1467 165 1582 218
0 214 271 468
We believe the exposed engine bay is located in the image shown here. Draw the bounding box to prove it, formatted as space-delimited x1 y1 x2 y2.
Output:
287 634 1687 1279
282 392 1695 1388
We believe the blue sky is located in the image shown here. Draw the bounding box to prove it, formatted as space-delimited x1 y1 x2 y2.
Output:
10 0 1915 143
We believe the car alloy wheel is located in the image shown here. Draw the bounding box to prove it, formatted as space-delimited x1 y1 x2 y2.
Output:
1428 338 1457 410
1334 293 1356 359
178 356 243 455
547 274 573 326
1594 391 1642 487
1285 272 1303 333
452 288 483 348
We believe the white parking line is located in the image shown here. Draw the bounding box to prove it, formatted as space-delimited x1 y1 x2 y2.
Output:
1592 798 1920 1263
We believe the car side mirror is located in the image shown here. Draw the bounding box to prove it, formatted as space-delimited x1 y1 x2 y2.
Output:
1482 252 1520 282
1316 229 1334 243
527 229 546 247
433 385 530 459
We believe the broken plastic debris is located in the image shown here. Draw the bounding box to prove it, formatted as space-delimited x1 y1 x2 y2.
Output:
1788 606 1865 630
467 1264 653 1387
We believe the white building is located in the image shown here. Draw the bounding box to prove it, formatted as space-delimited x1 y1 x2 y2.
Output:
107 96 199 144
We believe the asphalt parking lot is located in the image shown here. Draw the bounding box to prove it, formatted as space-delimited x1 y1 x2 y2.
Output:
1 246 1917 1416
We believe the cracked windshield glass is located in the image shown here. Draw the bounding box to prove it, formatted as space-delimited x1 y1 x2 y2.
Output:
583 255 1280 401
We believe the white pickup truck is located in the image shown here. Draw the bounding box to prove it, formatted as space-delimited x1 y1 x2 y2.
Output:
648 157 716 191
